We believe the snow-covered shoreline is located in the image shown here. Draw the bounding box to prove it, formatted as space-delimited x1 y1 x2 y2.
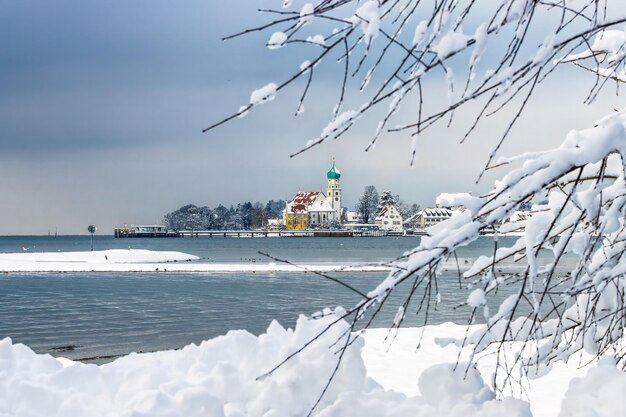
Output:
0 249 391 273
0 249 200 264
0 249 532 273
0 263 392 273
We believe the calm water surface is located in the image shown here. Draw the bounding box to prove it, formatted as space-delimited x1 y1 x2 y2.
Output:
0 235 542 363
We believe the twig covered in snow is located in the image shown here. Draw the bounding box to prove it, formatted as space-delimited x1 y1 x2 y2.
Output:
205 0 626 167
205 0 626 405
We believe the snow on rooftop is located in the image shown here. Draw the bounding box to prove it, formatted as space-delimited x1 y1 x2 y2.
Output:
420 208 453 218
287 191 325 213
308 200 334 212
291 191 322 205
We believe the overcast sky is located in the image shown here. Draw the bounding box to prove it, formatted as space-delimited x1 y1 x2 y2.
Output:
1 0 624 235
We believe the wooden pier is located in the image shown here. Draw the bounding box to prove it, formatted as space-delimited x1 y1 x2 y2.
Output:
177 229 353 238
114 227 181 238
176 229 425 238
115 228 427 238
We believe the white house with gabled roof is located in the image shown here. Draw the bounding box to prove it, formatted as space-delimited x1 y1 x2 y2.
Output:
375 204 403 233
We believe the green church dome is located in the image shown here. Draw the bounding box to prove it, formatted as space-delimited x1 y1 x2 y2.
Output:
327 161 341 179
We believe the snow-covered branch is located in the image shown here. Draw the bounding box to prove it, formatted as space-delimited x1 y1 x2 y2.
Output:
204 0 626 402
206 0 626 166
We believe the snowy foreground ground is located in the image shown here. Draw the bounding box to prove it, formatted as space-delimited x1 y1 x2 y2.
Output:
1 313 625 417
1 250 624 416
0 249 391 272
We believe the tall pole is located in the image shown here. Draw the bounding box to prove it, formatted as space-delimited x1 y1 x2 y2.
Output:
88 225 97 251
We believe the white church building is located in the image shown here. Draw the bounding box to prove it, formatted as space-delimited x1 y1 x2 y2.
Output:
283 161 343 229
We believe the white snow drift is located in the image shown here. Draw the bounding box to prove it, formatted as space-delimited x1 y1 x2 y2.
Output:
1 315 624 417
0 249 395 273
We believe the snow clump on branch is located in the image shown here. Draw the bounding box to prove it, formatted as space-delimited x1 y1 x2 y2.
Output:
299 3 314 27
435 30 471 60
268 31 288 49
354 1 381 46
250 83 278 105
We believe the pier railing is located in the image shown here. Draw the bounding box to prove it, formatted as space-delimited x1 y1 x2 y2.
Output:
177 230 350 238
114 228 428 238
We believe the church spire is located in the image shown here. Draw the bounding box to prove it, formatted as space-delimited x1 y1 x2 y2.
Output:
327 158 341 179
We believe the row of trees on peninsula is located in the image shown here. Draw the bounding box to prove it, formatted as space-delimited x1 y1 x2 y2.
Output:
164 187 420 231
163 200 286 231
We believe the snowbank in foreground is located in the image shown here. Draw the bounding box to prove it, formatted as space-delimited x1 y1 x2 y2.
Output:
362 324 626 417
1 317 624 417
0 314 532 417
558 357 626 417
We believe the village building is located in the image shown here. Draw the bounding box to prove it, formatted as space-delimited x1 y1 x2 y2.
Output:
402 212 419 230
375 204 404 233
415 207 453 229
412 206 467 230
283 161 343 229
344 210 362 224
267 218 283 230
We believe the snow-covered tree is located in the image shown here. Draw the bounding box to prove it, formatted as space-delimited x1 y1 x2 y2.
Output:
356 185 380 223
164 200 284 231
396 199 421 220
377 190 395 211
204 0 626 407
163 204 212 231
265 199 287 218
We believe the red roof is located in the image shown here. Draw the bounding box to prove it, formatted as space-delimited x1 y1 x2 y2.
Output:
290 191 322 213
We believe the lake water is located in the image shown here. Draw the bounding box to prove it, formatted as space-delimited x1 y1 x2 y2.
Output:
0 235 556 363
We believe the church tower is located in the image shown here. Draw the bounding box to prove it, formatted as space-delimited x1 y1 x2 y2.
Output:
326 159 342 222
